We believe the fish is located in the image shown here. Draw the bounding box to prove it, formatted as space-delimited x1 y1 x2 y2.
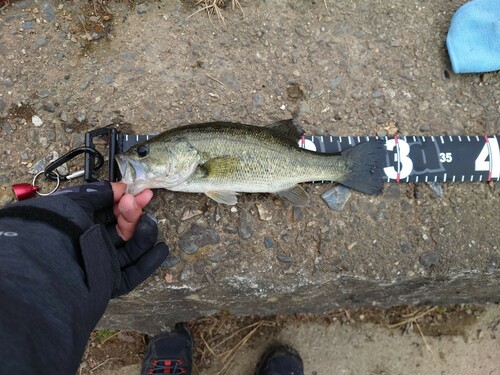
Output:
115 119 385 206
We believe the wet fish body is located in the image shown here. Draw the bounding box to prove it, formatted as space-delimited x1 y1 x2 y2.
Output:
116 120 385 205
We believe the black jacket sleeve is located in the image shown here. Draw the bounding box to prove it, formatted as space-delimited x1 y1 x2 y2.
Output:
0 209 112 374
0 183 168 375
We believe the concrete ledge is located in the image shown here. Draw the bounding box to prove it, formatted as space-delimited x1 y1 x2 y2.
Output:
99 184 500 333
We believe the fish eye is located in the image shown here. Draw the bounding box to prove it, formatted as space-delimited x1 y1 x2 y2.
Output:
136 145 149 158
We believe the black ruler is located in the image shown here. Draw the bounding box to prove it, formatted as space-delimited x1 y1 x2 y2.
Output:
84 128 500 184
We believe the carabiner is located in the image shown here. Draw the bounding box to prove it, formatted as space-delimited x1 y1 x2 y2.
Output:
44 147 104 181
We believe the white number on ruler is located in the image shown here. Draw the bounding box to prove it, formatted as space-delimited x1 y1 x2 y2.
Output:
475 137 500 179
298 138 317 151
383 139 413 180
439 152 453 163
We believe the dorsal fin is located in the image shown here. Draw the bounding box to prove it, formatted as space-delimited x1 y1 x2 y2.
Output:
266 119 304 141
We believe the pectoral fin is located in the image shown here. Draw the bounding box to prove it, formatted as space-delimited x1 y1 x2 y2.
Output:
201 156 240 178
277 185 310 206
206 191 238 205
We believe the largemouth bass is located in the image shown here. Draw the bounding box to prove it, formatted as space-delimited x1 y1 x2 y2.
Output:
116 120 385 206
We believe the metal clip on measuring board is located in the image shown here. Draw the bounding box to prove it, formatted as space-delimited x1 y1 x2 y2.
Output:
84 127 118 182
86 127 500 185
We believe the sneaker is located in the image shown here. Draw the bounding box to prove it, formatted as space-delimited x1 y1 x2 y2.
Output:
140 323 193 375
255 345 304 375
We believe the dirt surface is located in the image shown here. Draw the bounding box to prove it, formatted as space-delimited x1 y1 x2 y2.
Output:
0 0 499 373
80 303 500 374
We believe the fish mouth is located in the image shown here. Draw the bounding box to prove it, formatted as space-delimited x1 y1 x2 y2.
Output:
115 155 147 193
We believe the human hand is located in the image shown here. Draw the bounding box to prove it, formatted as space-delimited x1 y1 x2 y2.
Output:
111 182 153 241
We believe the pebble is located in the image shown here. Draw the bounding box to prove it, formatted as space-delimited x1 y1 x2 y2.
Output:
181 208 203 221
252 94 263 107
277 254 293 263
255 203 272 221
419 251 441 268
33 38 48 49
21 21 34 30
219 70 241 91
427 182 444 197
292 69 301 78
0 99 5 113
136 3 148 14
119 52 135 61
102 75 114 84
28 151 62 175
75 112 86 123
328 75 342 90
419 123 431 132
180 263 193 281
321 186 351 211
264 237 273 249
161 254 180 267
32 115 43 127
292 206 303 221
41 2 56 22
179 223 220 254
238 210 254 239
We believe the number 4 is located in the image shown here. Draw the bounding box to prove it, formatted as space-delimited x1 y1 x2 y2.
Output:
475 137 500 180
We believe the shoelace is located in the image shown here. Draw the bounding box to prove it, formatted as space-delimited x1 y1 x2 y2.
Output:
147 358 188 374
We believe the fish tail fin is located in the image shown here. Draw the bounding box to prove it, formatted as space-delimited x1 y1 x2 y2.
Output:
340 140 385 195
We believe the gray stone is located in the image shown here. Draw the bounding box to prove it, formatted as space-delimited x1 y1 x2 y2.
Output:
119 52 135 61
136 3 148 15
102 75 114 84
419 252 441 268
322 186 351 211
238 210 254 239
0 99 5 113
180 263 193 281
328 75 342 90
252 95 263 107
419 123 431 132
219 70 241 91
264 237 273 249
277 254 293 263
41 3 56 22
21 21 34 30
179 224 221 254
162 254 180 268
427 182 444 197
33 38 48 49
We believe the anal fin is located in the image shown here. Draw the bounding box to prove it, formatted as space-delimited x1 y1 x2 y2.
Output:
277 185 310 206
206 191 238 205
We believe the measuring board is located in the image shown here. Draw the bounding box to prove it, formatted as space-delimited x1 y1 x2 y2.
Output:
84 128 500 185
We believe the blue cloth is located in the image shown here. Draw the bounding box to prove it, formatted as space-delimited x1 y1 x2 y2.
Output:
446 0 500 74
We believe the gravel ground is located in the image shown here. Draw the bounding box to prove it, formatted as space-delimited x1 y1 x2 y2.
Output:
0 0 499 373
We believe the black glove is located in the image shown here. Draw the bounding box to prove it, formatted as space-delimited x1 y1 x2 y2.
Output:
48 181 169 299
0 181 168 374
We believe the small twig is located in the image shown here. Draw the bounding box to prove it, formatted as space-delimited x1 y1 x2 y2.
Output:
219 322 263 374
388 306 437 329
186 4 214 20
213 321 263 350
90 357 117 372
206 73 225 86
323 0 328 11
200 333 217 357
415 322 433 353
